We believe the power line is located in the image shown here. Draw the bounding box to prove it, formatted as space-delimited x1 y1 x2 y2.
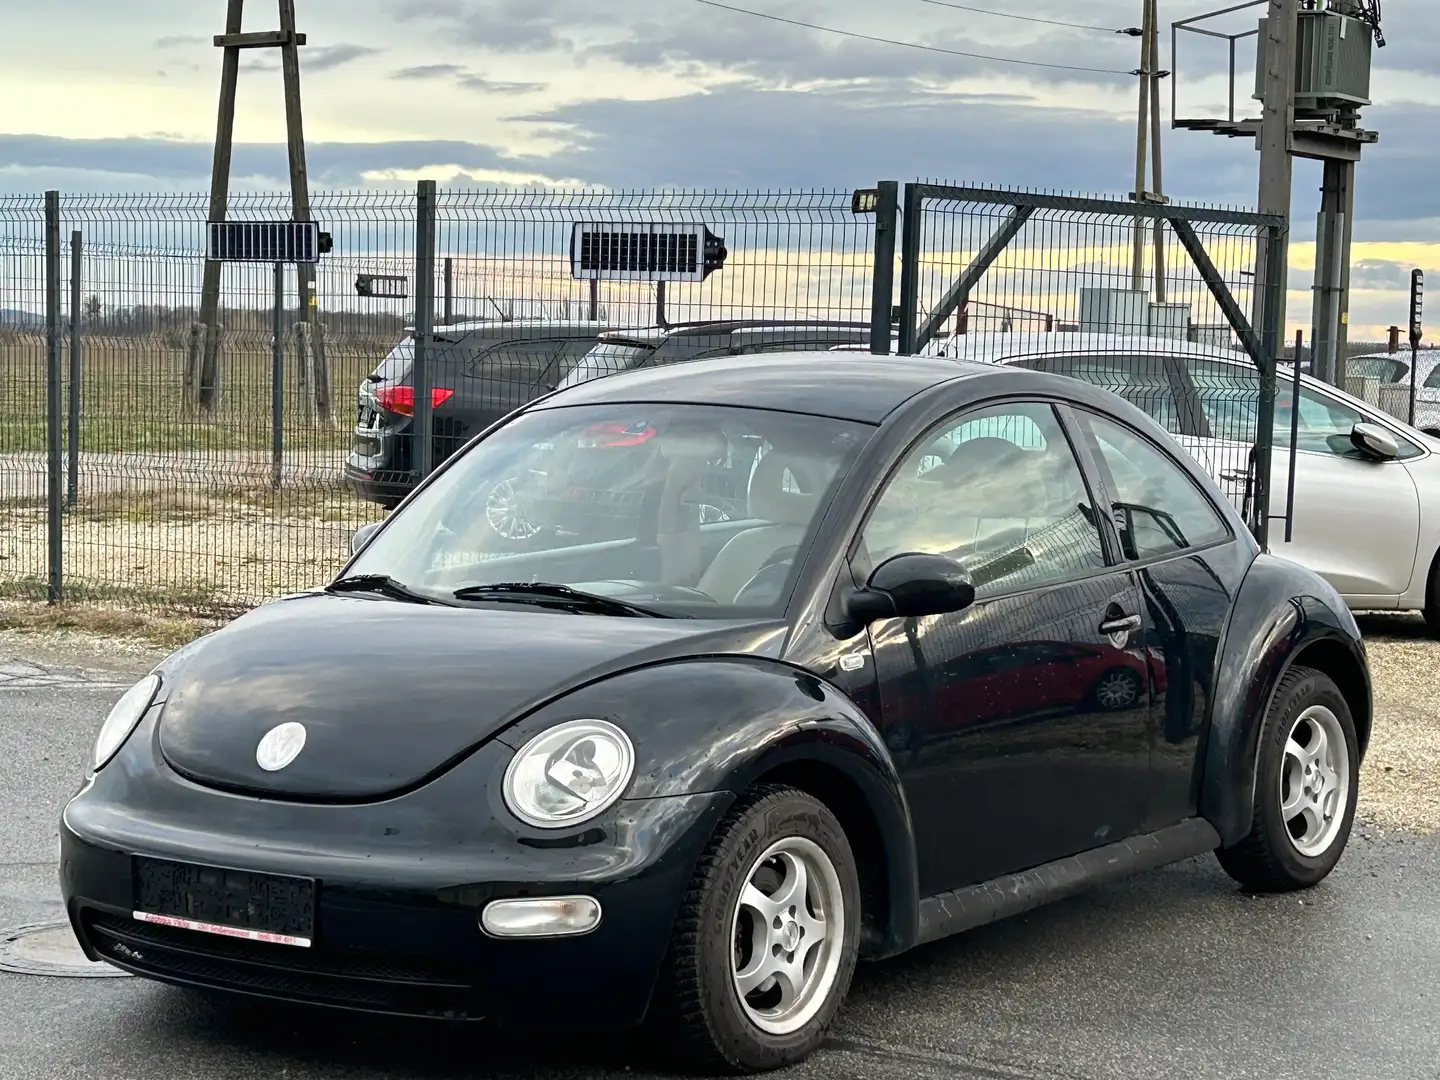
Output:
690 0 1136 77
918 0 1142 37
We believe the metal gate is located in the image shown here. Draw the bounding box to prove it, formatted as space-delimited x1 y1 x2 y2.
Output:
886 183 1287 549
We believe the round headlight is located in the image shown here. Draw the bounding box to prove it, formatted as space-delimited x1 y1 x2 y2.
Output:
91 674 161 774
502 719 635 829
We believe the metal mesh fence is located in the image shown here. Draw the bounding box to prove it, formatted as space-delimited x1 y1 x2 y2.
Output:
0 187 879 616
896 184 1285 539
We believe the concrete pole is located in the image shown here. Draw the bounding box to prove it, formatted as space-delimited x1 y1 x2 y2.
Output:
1253 0 1298 346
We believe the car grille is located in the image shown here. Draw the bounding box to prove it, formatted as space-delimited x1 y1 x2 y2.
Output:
83 911 484 1019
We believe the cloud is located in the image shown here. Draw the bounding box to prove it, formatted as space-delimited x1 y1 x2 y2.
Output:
305 44 384 73
1350 259 1423 291
155 35 207 49
458 75 545 94
392 63 467 80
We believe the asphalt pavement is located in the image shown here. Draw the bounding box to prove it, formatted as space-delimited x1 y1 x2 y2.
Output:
2 647 1437 1080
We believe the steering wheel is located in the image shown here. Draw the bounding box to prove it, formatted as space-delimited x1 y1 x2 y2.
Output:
734 546 798 607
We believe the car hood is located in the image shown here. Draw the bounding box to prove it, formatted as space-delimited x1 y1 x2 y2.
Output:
157 592 783 801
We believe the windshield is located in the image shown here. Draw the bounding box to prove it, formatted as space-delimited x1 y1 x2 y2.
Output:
347 403 873 618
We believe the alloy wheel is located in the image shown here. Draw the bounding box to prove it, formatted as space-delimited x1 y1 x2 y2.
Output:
729 837 845 1037
1280 704 1351 858
484 478 542 541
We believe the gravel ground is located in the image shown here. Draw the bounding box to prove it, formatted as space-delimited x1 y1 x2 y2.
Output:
1352 613 1440 834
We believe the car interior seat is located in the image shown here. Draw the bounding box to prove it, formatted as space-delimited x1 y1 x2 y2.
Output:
697 451 834 603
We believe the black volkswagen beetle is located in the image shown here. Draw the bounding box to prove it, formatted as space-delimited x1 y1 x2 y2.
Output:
60 353 1370 1073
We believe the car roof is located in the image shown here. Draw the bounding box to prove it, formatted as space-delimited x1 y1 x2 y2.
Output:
942 330 1249 365
426 318 619 341
597 320 873 349
537 351 995 423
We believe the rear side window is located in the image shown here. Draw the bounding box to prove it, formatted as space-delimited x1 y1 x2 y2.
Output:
469 339 583 388
1079 413 1230 561
1009 353 1183 436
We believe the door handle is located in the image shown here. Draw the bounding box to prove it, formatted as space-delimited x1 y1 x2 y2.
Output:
1099 614 1142 636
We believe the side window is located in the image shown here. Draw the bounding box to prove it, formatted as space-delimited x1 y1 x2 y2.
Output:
1422 360 1440 391
1183 359 1424 459
468 340 571 386
1011 354 1183 436
1277 383 1422 460
1185 359 1262 444
861 403 1107 599
1080 413 1230 561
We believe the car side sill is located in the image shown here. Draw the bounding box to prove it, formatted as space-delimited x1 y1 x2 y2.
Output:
915 818 1221 947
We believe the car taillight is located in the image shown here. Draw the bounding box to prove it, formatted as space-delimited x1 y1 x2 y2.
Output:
576 421 657 448
374 386 454 416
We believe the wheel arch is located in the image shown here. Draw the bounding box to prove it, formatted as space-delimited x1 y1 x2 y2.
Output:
1200 555 1371 848
498 657 922 958
751 755 906 960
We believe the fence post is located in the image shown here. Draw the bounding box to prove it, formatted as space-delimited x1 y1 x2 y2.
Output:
869 181 898 356
413 180 437 481
1253 219 1287 551
443 257 454 325
44 191 63 604
896 184 923 355
67 229 82 508
272 262 285 490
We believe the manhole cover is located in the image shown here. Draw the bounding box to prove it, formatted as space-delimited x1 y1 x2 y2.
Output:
0 921 132 978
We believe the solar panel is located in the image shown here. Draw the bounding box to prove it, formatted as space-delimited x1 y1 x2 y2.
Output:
207 221 327 263
570 223 727 282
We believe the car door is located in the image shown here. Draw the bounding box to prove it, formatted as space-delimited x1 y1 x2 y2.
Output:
854 400 1152 897
1070 408 1252 830
1182 358 1423 602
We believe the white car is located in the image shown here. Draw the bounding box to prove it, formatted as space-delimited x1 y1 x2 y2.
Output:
928 332 1440 630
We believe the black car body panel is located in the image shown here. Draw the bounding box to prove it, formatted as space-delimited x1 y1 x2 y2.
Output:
156 592 788 801
1199 553 1371 846
63 351 1371 1030
62 702 730 1026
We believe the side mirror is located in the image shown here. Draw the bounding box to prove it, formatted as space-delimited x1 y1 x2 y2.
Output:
351 522 382 555
1351 422 1399 461
845 553 976 624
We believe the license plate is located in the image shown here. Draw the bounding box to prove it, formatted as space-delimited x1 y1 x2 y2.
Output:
133 856 316 948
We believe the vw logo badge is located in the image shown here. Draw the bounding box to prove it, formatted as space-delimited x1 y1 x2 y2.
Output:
256 722 307 772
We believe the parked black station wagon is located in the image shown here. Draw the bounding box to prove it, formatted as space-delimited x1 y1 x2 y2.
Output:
62 353 1370 1073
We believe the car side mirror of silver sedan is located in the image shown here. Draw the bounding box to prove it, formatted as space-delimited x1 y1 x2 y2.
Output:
1350 422 1400 461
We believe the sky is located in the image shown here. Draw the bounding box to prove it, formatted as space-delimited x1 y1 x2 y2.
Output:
0 0 1436 339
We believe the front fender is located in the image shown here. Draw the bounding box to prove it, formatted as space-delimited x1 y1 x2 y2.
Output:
498 657 920 957
1201 555 1369 847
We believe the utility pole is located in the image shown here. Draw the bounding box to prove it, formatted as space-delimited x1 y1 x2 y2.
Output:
1130 0 1167 304
1253 0 1298 355
190 0 331 420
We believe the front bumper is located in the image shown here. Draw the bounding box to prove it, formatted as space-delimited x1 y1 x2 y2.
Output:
60 710 730 1027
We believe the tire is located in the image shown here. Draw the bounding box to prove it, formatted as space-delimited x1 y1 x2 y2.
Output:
1215 666 1359 892
652 785 861 1074
1423 552 1440 639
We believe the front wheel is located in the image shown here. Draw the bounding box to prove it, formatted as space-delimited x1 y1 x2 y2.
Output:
1216 666 1359 892
653 785 860 1074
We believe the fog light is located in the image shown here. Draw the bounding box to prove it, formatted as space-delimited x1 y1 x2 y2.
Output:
480 896 602 939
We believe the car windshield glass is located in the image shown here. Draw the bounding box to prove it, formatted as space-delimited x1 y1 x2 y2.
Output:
347 403 873 618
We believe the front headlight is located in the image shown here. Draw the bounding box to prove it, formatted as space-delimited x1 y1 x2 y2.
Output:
502 719 635 829
91 674 161 774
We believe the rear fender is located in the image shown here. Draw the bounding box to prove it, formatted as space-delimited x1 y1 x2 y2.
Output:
498 658 920 957
1201 555 1371 847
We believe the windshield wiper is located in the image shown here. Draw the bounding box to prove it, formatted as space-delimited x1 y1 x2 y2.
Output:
326 574 445 606
451 582 674 619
